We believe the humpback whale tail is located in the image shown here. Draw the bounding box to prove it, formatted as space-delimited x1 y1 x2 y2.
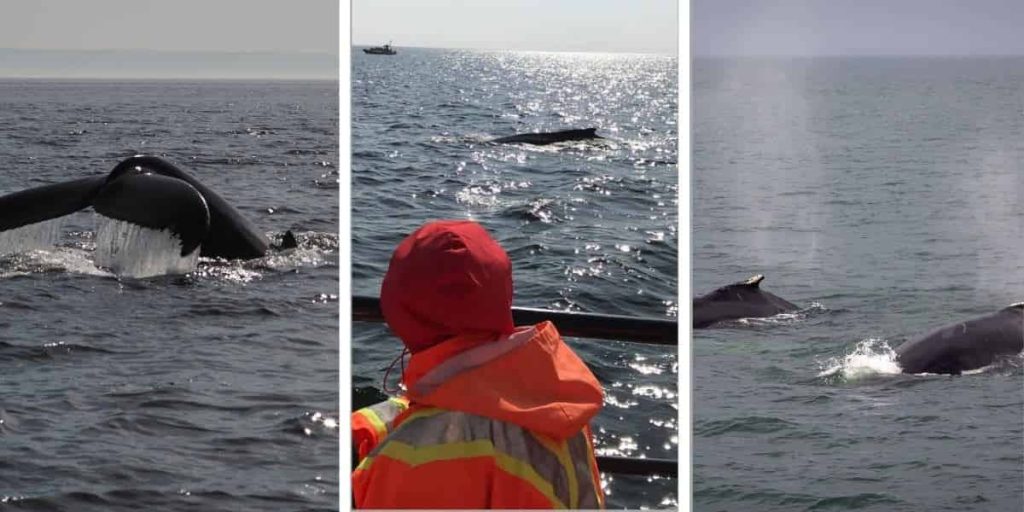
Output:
0 156 269 264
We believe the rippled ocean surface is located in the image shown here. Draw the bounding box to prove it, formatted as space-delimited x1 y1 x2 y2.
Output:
694 57 1023 511
352 48 678 508
0 80 339 511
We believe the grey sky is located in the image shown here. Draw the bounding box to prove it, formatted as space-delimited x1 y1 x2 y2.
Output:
694 0 1024 56
0 0 338 54
352 0 677 54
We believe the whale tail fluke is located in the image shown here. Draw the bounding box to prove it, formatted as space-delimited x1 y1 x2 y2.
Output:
91 172 211 256
113 156 269 259
277 230 299 250
0 176 106 233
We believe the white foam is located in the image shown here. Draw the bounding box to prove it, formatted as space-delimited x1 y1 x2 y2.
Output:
0 247 111 278
818 338 903 380
92 216 198 278
257 247 329 270
0 218 65 255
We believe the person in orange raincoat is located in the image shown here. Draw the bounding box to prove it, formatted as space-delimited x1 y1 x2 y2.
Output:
352 220 606 509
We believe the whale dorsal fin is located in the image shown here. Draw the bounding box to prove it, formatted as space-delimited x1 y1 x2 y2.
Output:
741 274 764 287
1005 302 1024 311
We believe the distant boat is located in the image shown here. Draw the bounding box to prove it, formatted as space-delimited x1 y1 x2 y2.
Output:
363 42 397 55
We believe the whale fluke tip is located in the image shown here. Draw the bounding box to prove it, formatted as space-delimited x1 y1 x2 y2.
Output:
743 274 765 286
275 230 298 250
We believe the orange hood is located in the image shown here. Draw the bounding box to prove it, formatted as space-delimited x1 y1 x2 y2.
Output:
380 220 514 354
402 321 604 440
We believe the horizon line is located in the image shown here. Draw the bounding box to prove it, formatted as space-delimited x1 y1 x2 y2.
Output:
693 52 1024 58
351 43 678 56
0 47 339 56
0 74 339 82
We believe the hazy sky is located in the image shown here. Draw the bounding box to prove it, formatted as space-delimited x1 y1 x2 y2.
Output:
0 0 338 54
694 0 1024 56
352 0 678 54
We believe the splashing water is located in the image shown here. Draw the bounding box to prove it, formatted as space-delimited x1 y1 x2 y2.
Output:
93 216 199 278
0 218 65 255
817 338 902 381
0 247 111 278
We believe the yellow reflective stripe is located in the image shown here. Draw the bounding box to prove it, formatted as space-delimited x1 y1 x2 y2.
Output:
564 428 603 509
581 429 605 508
355 408 388 440
354 454 373 472
387 396 410 409
367 439 567 509
529 432 578 508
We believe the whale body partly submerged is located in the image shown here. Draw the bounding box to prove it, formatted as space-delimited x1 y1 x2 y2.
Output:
0 155 291 260
491 128 602 145
693 274 799 328
895 303 1023 375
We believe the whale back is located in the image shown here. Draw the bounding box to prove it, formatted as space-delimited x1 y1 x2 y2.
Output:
492 127 601 145
895 306 1024 374
693 274 798 328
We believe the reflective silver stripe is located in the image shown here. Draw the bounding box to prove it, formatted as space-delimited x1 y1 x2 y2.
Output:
384 410 574 507
567 431 603 509
365 397 408 431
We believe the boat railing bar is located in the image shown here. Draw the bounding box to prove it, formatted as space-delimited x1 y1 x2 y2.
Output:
352 295 678 345
352 449 677 478
596 455 677 477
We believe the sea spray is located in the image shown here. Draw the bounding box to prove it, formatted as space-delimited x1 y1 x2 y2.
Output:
0 247 110 278
0 218 65 255
818 338 902 381
93 216 199 278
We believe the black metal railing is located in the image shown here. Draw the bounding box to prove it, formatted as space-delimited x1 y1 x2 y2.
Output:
352 295 677 345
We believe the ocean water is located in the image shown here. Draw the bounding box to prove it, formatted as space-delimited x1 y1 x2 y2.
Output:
693 57 1024 511
0 80 339 511
351 48 679 508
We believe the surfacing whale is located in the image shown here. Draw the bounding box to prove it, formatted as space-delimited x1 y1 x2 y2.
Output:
491 128 602 145
0 155 278 259
693 274 799 328
895 303 1023 375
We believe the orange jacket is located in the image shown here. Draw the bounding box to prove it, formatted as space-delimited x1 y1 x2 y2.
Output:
353 321 606 509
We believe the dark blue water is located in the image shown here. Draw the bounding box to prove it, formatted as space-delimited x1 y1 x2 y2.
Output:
694 57 1023 511
0 80 339 511
351 48 679 508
